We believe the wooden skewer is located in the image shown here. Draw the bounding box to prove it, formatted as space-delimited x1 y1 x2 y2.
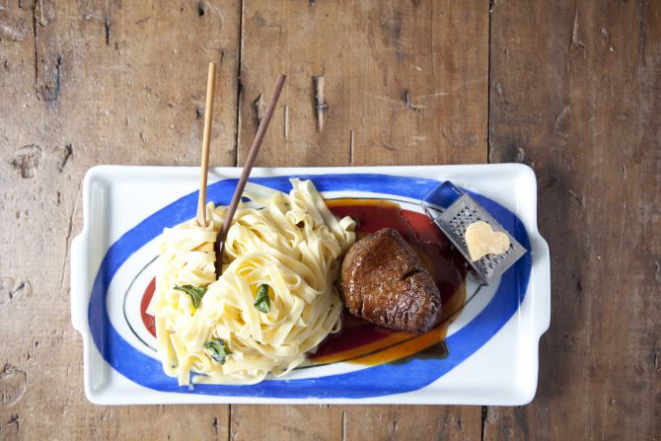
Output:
197 62 217 227
215 74 287 276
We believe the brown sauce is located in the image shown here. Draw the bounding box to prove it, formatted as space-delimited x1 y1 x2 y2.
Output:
308 199 467 366
140 198 467 367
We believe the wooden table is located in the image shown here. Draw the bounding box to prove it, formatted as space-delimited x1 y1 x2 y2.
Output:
1 1 659 439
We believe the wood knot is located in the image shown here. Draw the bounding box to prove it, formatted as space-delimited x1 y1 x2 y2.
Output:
0 363 28 407
313 75 327 132
10 144 42 178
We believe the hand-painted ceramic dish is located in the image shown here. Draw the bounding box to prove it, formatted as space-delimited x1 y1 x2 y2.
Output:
71 164 550 405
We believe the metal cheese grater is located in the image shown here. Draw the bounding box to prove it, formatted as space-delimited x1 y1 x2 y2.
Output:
422 181 527 285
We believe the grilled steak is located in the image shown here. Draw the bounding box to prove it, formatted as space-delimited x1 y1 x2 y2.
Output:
340 228 442 333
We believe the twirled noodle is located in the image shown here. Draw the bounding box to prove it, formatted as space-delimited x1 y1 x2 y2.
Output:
149 179 356 385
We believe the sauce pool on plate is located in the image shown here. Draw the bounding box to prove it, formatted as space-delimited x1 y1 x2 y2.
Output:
309 199 467 366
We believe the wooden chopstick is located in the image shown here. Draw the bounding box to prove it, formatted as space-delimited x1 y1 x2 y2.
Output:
215 74 287 276
196 62 217 227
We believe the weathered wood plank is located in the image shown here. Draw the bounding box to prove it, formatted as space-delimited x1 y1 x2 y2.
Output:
231 0 489 439
487 0 660 439
0 0 240 439
231 405 343 441
237 0 488 167
230 404 483 441
341 405 482 441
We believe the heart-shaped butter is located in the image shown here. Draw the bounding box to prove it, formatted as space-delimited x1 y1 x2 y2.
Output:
464 221 510 261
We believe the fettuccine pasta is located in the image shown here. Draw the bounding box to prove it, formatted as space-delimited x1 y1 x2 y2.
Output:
149 179 355 385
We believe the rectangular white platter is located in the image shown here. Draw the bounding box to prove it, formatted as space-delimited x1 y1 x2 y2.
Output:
71 164 550 405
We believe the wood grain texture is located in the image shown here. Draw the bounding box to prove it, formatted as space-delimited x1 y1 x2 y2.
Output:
237 0 488 167
341 405 481 441
0 0 239 439
487 0 661 440
1 0 659 439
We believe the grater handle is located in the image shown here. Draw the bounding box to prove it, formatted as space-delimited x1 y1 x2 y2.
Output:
422 181 464 211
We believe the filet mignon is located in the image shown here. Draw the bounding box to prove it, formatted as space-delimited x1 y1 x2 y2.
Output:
340 228 442 333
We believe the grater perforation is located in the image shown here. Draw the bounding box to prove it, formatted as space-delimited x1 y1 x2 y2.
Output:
422 181 527 285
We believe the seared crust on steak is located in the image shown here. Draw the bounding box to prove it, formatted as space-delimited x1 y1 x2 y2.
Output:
340 228 442 333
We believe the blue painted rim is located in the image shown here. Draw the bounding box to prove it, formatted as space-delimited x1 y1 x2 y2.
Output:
88 174 532 398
